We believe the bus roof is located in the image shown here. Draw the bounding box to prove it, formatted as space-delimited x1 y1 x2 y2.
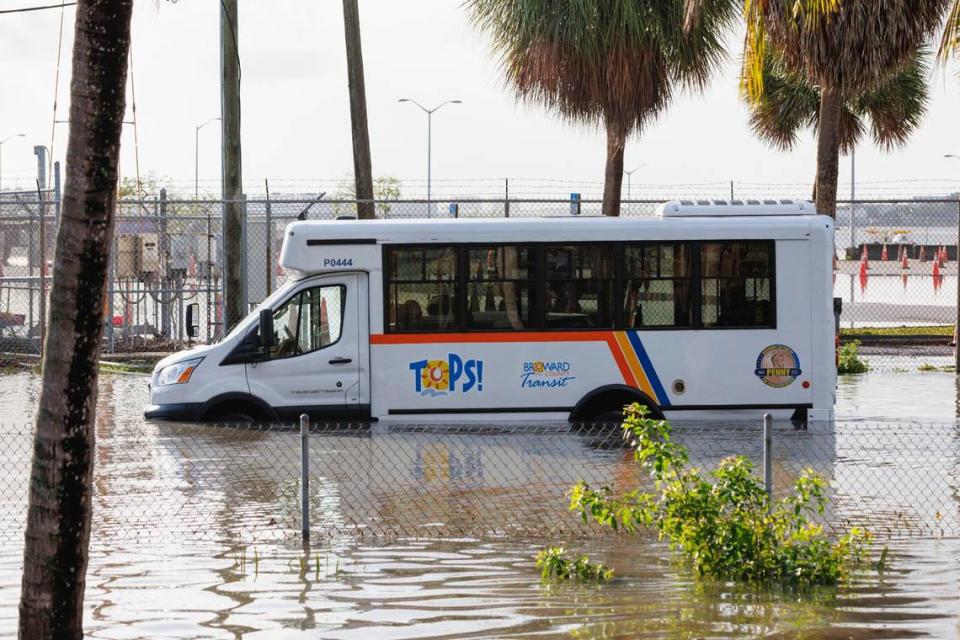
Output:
282 207 829 247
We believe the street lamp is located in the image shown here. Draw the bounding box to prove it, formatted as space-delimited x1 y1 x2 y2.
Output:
195 117 221 199
0 133 26 192
623 164 646 201
398 98 462 216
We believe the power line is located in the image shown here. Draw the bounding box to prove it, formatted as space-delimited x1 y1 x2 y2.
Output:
0 3 76 15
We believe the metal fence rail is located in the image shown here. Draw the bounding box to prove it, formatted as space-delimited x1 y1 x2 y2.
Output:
2 419 958 545
2 194 959 370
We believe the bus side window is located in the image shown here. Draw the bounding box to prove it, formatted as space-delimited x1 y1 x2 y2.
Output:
544 245 615 329
623 243 693 328
386 246 459 332
465 245 536 330
700 242 774 328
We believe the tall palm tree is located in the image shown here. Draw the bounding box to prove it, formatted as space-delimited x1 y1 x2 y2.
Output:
468 0 738 216
747 48 929 158
756 0 948 218
18 0 133 637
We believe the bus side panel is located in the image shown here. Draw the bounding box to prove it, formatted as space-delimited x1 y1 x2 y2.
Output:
370 339 623 417
643 239 814 410
809 217 837 419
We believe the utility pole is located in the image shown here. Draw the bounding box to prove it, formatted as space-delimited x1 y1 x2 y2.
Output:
342 0 374 219
850 147 856 251
220 0 244 332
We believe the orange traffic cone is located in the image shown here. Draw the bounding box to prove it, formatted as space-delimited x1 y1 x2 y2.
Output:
901 249 910 270
881 244 888 261
861 244 870 270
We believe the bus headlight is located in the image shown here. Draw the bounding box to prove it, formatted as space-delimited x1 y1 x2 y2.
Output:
156 357 204 387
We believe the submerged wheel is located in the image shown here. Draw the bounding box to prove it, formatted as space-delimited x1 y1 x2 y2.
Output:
205 403 267 425
570 385 664 424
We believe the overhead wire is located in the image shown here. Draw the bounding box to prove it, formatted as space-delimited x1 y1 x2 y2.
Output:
0 2 75 15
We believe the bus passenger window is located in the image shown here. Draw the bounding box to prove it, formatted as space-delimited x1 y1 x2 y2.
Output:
545 245 615 329
623 244 693 328
387 247 459 332
700 242 774 328
466 245 535 330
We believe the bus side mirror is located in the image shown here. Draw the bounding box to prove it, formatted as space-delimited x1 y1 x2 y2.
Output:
185 303 199 339
259 309 275 348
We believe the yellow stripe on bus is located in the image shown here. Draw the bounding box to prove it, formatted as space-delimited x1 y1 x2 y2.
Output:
614 332 656 400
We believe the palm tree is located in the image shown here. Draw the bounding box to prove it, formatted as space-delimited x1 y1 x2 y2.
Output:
747 48 929 159
18 0 133 637
757 0 948 217
468 0 738 216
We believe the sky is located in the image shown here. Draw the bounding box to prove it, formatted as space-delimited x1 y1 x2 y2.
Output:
0 0 959 199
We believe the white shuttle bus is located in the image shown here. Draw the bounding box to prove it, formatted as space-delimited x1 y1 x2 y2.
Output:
145 200 837 424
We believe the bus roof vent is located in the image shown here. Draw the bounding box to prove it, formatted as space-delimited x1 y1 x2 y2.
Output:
658 199 814 218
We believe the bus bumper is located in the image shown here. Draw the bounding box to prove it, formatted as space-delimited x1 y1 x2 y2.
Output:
144 403 202 421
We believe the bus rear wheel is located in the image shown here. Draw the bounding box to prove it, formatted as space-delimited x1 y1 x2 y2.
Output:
570 385 664 424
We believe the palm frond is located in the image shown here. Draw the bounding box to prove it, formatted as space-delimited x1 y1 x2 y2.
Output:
745 42 929 154
745 48 820 149
855 50 930 150
939 0 960 63
761 0 948 96
468 0 738 135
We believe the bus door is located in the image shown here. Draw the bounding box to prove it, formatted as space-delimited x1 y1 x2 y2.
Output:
247 273 363 418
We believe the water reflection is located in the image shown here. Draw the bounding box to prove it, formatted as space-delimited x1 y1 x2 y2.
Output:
2 371 960 637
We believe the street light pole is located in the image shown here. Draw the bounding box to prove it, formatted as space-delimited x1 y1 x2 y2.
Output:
398 98 462 216
195 117 220 199
623 164 646 201
0 133 26 192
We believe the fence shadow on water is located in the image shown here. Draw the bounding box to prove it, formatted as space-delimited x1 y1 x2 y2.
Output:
2 419 959 547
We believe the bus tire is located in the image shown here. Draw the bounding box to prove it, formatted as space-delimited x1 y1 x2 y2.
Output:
199 394 275 425
570 385 664 424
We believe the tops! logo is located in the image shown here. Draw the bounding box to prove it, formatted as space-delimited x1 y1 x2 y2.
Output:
409 354 484 396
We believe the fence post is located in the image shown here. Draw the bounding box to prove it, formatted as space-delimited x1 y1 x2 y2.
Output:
300 413 310 540
504 178 510 218
763 414 773 506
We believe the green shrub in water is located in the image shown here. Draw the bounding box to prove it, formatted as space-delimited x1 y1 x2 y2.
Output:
837 341 869 374
535 546 613 582
566 404 872 588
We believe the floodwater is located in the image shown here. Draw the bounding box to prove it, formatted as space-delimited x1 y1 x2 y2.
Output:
1 370 960 638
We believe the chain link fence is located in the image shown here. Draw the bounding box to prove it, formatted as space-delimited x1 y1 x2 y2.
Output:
1 191 959 370
2 419 959 547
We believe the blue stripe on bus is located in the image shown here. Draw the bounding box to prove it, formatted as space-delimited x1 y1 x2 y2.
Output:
626 331 670 407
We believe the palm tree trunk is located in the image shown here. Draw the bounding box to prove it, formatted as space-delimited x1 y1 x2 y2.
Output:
343 0 375 219
602 124 626 217
814 88 843 218
18 1 132 637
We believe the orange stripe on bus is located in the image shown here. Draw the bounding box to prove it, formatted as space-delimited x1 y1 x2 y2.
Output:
371 331 614 345
604 335 639 388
